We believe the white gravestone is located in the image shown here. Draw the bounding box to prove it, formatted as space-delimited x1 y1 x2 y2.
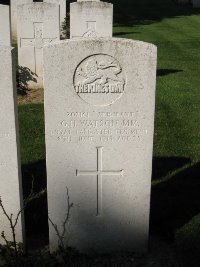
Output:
17 3 60 89
70 0 113 38
0 45 24 245
0 4 11 46
44 0 66 36
44 38 157 253
11 0 33 43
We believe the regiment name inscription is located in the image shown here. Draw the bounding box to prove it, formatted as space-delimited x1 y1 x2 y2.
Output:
74 54 126 106
50 110 148 143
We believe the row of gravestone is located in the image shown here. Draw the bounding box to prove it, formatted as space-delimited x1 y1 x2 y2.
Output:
11 0 67 43
0 0 157 253
8 0 113 88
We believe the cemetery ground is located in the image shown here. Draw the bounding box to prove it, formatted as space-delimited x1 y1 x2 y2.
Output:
1 0 199 266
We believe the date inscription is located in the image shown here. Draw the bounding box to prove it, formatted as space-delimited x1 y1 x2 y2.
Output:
50 111 148 143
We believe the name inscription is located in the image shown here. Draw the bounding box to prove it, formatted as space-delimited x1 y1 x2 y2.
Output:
50 111 148 143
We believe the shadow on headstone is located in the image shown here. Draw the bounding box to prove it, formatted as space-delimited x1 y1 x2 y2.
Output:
150 161 200 241
17 66 38 95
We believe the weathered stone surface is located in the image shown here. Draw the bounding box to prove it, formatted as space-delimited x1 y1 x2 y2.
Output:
17 3 60 89
44 38 157 253
0 46 24 245
0 4 11 46
44 0 66 35
11 0 33 43
70 1 113 38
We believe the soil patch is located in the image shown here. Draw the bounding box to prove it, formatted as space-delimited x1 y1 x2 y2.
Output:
17 88 44 105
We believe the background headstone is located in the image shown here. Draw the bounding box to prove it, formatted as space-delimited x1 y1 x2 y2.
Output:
0 4 11 46
44 38 157 253
44 0 66 37
11 0 33 43
0 45 24 245
70 0 113 38
17 3 60 89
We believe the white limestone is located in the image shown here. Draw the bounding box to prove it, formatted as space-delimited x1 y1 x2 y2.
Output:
0 46 24 245
44 0 66 35
0 4 11 46
11 0 33 43
17 3 60 89
193 0 200 7
70 1 113 38
44 38 157 253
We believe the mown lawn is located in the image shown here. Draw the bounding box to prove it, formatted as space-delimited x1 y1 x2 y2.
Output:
17 0 200 265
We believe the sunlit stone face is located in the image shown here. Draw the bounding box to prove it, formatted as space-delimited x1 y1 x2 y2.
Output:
17 3 60 89
70 1 113 39
44 38 157 253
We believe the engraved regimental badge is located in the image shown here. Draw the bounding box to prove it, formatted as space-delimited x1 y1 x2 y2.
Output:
74 54 126 107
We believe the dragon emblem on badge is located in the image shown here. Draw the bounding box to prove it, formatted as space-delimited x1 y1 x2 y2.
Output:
74 54 126 107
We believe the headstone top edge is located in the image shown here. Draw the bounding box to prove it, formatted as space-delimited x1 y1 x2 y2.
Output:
0 4 9 7
71 1 112 7
0 45 13 50
44 37 157 51
17 2 58 8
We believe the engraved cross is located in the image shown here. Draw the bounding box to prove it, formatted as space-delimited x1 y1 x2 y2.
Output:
76 147 124 216
20 22 58 73
72 21 97 38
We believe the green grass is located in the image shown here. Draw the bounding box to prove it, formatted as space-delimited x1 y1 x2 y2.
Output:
18 104 45 164
17 0 200 264
113 2 200 168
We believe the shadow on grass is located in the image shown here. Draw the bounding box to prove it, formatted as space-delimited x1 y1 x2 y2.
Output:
0 0 10 4
21 156 199 251
107 0 200 26
150 161 200 241
157 69 183 77
113 31 140 36
22 160 48 249
152 156 191 181
64 0 200 27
